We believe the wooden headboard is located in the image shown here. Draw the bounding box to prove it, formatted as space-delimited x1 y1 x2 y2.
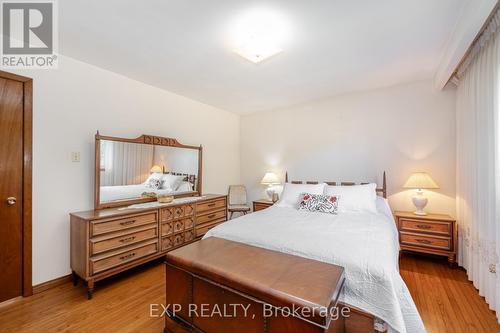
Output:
285 171 387 198
165 172 197 189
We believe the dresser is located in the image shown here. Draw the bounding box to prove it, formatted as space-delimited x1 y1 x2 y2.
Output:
70 194 227 299
394 211 457 265
252 199 274 212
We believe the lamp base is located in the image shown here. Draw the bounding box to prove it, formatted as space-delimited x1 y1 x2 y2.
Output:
412 190 428 216
266 186 274 201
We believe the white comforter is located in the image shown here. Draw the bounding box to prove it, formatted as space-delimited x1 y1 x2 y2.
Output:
204 200 425 333
100 182 193 203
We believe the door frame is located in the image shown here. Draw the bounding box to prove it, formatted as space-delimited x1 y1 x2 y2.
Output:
0 70 32 297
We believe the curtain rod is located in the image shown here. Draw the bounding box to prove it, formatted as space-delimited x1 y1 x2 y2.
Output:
449 3 499 85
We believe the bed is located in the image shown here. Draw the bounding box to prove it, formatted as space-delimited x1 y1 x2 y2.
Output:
200 173 425 333
100 181 194 203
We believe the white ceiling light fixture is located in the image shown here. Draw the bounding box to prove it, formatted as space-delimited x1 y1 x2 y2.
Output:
229 7 290 64
234 35 283 64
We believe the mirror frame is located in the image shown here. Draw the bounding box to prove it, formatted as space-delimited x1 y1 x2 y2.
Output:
94 131 202 210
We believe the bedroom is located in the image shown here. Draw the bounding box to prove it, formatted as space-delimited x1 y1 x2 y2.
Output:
0 0 498 332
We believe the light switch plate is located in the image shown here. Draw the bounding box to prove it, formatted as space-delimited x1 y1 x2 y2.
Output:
71 152 80 162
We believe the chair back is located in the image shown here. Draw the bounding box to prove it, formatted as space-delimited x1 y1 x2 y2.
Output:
228 185 247 205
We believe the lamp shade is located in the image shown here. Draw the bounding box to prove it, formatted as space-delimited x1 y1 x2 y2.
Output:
261 172 280 185
150 165 163 173
403 172 439 189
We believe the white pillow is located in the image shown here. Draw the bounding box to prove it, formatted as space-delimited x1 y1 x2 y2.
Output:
145 177 164 190
144 172 163 185
177 181 194 192
275 183 326 208
161 174 185 190
324 183 377 213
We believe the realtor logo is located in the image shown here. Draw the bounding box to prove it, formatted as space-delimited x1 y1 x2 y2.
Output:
1 1 58 68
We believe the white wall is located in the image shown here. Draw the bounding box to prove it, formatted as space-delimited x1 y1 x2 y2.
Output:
8 61 456 285
241 80 456 216
10 55 240 285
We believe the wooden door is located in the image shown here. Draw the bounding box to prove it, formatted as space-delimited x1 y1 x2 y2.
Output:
0 71 32 302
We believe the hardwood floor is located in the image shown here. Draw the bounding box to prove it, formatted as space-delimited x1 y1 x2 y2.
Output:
0 255 498 332
400 254 500 333
0 261 165 332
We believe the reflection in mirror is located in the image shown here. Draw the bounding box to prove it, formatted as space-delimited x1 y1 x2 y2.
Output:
99 140 199 204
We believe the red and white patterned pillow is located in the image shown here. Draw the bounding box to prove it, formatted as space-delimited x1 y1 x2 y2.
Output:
298 193 339 214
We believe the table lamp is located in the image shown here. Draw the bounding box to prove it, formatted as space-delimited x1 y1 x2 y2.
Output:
150 165 163 173
403 172 439 215
261 172 280 202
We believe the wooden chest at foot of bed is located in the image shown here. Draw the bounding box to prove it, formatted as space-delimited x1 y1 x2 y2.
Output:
164 237 346 333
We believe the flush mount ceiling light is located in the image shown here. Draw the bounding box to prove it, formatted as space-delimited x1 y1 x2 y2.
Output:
229 8 290 64
233 35 283 63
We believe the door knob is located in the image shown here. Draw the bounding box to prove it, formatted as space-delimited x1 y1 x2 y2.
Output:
6 197 16 205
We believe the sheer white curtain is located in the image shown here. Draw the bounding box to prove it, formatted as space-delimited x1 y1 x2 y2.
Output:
101 141 154 186
456 10 500 321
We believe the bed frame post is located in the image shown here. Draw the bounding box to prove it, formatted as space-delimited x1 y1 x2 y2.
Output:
285 171 288 183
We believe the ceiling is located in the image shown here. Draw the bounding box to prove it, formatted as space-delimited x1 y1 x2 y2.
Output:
60 1 466 114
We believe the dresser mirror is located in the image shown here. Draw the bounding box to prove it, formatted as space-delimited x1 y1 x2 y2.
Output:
95 132 202 209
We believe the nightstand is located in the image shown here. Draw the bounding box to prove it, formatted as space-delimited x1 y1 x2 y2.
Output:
394 211 457 266
253 199 274 212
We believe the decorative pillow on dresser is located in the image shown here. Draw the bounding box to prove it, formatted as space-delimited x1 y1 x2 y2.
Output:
298 193 339 214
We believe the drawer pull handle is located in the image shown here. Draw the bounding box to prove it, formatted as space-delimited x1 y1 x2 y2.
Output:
120 253 136 260
416 224 432 229
416 239 432 244
207 214 216 219
119 236 136 243
120 220 135 226
207 203 216 207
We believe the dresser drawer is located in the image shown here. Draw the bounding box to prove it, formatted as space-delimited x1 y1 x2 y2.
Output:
197 209 226 226
254 203 271 212
161 228 195 252
90 225 157 255
400 232 451 251
173 206 185 219
168 217 195 235
162 236 173 251
161 208 174 222
196 198 226 213
173 219 184 233
161 221 173 236
90 240 158 275
183 217 194 229
400 218 451 236
184 204 195 216
91 212 157 236
184 229 195 242
195 219 225 238
173 233 184 247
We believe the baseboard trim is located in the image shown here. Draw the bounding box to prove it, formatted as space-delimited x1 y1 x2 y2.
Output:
0 296 23 308
32 274 72 294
